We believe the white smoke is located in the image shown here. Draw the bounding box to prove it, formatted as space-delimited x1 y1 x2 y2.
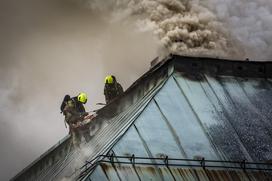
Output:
83 0 272 60
81 0 237 58
202 0 272 60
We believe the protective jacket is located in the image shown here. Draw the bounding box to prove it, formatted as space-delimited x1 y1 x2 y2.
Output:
63 98 87 127
104 82 123 104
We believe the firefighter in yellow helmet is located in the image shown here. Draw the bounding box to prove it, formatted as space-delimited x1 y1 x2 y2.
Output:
104 75 124 104
61 92 91 148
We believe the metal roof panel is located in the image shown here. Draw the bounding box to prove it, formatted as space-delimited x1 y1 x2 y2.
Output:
12 55 272 181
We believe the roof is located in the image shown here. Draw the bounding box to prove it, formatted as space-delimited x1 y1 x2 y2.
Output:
11 55 272 181
88 162 272 181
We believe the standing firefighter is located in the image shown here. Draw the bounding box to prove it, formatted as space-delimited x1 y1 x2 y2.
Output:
104 75 124 104
61 92 91 148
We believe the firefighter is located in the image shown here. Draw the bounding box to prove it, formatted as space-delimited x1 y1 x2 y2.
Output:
104 75 124 104
62 92 91 148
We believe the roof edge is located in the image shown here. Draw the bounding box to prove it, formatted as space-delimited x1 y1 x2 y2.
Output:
171 54 272 78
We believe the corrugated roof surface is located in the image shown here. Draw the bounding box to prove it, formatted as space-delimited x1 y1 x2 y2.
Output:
11 55 272 181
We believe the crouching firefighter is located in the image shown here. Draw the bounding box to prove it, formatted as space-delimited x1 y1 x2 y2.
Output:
104 75 124 104
61 92 93 148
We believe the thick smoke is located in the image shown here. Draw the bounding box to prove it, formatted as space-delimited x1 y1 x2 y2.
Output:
84 0 272 60
203 0 272 60
124 0 237 57
82 0 239 58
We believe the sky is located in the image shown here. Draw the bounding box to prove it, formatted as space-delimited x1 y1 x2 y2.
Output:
0 0 271 180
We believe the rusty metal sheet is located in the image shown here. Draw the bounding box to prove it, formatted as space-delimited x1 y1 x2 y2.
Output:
88 163 272 181
133 165 162 181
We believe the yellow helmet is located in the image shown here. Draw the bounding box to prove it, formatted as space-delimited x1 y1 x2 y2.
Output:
105 75 114 84
77 92 88 104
